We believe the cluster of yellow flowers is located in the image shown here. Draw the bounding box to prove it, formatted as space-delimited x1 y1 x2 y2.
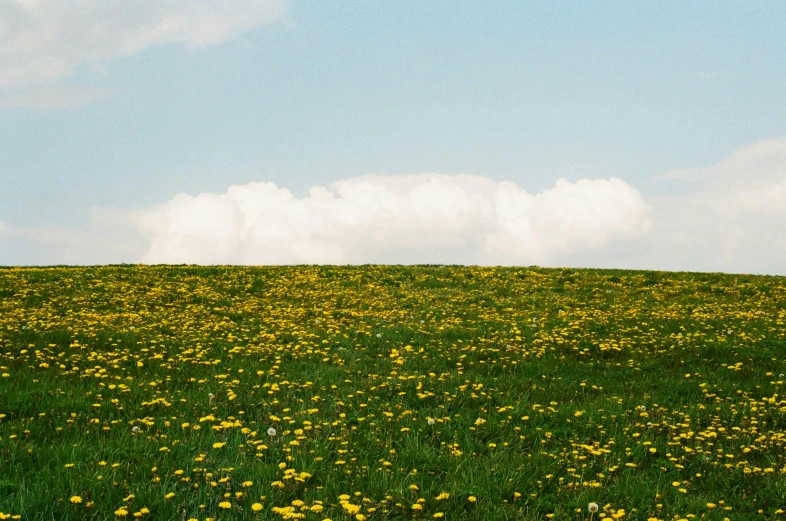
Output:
0 266 784 519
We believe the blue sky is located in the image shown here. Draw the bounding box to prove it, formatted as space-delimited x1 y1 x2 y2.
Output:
1 1 785 273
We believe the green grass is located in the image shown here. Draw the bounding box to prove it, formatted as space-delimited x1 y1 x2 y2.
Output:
0 265 785 520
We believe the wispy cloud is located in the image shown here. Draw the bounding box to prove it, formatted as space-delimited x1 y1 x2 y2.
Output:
0 0 286 108
0 207 146 266
640 135 786 274
0 84 110 111
655 135 786 184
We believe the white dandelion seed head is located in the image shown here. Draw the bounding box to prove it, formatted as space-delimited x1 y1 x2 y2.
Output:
588 502 599 513
639 405 647 412
427 419 435 426
132 426 141 433
129 326 135 331
208 393 214 399
420 320 425 324
376 333 382 338
267 427 277 437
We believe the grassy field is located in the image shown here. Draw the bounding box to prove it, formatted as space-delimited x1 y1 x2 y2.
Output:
0 265 785 521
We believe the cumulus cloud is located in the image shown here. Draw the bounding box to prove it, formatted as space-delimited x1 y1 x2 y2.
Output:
0 0 286 88
0 84 110 111
6 138 786 274
134 174 651 265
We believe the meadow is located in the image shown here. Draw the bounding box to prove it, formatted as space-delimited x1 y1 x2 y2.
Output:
0 265 784 521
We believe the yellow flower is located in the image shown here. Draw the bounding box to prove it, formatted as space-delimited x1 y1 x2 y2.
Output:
165 493 175 499
212 442 226 449
114 508 128 517
69 496 82 504
468 496 477 502
218 501 232 509
251 503 263 512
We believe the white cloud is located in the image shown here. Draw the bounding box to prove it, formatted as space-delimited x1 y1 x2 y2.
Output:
0 84 110 111
5 135 785 273
656 135 786 217
656 135 786 186
134 174 652 265
0 0 286 88
639 136 786 274
0 209 145 265
735 178 786 215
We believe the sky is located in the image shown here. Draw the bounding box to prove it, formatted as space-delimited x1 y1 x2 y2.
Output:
1 1 785 274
